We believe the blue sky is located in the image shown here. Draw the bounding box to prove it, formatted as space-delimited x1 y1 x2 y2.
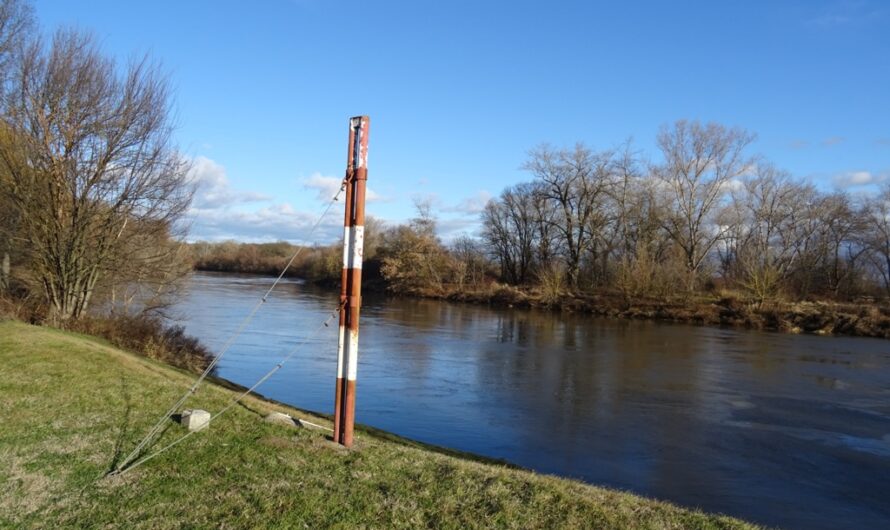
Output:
33 0 890 243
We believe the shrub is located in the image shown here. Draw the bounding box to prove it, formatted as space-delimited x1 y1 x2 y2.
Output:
71 314 212 373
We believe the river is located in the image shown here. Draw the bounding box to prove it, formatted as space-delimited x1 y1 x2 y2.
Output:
174 272 890 529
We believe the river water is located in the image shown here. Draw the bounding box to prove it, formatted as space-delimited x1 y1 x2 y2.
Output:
174 272 890 529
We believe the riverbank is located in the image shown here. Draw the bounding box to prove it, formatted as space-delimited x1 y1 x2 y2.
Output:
392 283 890 340
294 269 890 339
0 320 756 529
191 262 890 339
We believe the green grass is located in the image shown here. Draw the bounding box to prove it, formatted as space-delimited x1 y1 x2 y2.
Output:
0 320 759 529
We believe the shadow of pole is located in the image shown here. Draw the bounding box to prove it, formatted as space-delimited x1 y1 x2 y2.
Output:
104 371 133 475
102 372 178 476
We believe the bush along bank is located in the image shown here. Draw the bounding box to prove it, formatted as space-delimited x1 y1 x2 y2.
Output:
411 283 890 339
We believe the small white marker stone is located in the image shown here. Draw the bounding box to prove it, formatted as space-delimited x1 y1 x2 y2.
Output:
180 409 211 432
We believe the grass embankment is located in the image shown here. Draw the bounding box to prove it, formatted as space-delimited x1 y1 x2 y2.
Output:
0 321 757 529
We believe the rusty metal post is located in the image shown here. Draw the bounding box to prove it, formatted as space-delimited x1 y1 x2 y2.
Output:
333 115 369 447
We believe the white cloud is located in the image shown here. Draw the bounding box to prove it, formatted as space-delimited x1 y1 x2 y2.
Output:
187 202 343 244
721 178 745 193
833 170 888 188
437 218 482 242
410 192 441 208
301 173 384 202
422 190 492 242
443 190 492 214
822 136 845 147
184 159 351 243
187 156 270 208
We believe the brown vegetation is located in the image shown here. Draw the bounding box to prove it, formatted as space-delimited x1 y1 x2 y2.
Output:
70 314 212 372
427 285 890 338
0 29 192 323
188 216 387 286
481 122 890 305
448 120 890 338
188 164 890 340
0 1 206 371
235 121 889 340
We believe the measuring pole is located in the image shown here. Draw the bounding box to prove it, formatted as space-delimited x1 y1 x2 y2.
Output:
333 115 369 447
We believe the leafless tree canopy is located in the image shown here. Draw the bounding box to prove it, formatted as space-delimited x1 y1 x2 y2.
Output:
522 143 620 287
653 120 755 289
0 0 31 79
478 120 890 303
862 184 890 295
0 28 192 322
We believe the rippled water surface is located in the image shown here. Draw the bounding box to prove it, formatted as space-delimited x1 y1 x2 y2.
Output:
175 272 890 529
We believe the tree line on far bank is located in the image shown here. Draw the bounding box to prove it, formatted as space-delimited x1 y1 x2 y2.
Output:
197 120 890 311
191 121 890 338
2 0 886 346
481 121 890 307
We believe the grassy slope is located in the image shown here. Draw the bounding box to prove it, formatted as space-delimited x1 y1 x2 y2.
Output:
0 321 758 529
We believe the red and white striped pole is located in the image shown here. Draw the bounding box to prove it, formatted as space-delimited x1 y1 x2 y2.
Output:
333 115 369 448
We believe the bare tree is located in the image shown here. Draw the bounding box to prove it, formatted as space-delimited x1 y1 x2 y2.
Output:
450 235 489 288
782 185 829 298
654 120 755 290
0 29 192 323
0 0 32 80
0 0 33 288
481 183 538 284
98 225 192 318
819 192 866 298
523 143 617 288
379 201 451 293
728 164 814 304
611 150 677 298
862 183 890 295
361 215 386 261
528 180 559 271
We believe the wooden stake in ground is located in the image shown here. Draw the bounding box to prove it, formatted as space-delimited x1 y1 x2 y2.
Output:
333 116 369 447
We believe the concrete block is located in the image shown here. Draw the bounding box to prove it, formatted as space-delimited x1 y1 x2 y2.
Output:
181 409 210 432
264 412 300 428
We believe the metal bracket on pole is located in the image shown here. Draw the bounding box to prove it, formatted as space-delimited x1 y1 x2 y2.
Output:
333 115 369 447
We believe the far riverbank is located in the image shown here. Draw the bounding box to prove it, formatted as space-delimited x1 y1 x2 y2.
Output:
193 265 890 340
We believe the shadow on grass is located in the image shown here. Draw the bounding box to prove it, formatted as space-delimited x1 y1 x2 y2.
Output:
104 371 133 475
101 371 181 477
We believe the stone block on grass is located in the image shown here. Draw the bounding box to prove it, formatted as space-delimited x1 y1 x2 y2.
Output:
180 409 210 432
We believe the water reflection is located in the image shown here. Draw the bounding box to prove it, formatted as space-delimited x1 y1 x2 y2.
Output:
175 273 890 530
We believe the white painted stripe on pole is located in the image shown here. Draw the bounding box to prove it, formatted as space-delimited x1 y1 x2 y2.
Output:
341 226 364 270
347 329 359 381
358 136 368 169
340 226 351 270
354 118 368 169
336 324 346 379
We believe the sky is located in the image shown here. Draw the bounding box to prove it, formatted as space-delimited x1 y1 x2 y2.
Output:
32 0 890 244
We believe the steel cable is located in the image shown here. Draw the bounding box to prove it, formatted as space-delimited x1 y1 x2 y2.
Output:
113 181 347 473
112 303 342 476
